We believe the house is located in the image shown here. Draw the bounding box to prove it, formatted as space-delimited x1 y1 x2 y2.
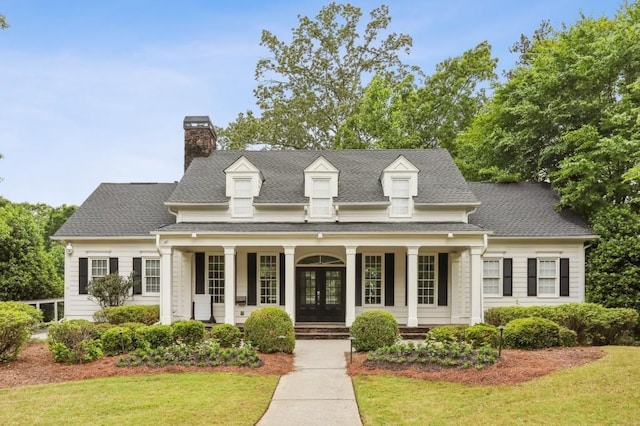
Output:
53 116 594 326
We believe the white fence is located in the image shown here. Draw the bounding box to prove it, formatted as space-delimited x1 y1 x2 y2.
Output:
20 298 64 322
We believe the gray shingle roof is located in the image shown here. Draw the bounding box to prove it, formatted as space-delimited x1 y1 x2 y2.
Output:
156 222 485 234
468 182 593 237
167 149 478 205
54 183 177 238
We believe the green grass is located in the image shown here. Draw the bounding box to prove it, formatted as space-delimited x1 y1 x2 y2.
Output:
354 346 640 425
0 372 278 425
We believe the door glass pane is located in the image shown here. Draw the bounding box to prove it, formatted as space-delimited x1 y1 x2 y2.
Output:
304 271 316 304
325 270 341 305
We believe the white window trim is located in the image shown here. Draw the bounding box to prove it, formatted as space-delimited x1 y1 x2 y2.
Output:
537 258 560 298
417 253 438 306
89 257 109 282
206 253 225 303
142 257 161 295
482 257 502 298
389 178 412 218
362 252 384 307
258 253 279 306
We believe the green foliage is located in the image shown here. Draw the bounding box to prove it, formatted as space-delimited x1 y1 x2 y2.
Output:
558 326 578 347
48 320 103 363
464 324 500 348
117 339 261 368
220 3 415 150
0 203 63 300
94 305 159 325
136 325 173 349
210 323 242 348
91 322 115 340
171 320 206 346
0 301 43 324
243 307 295 353
119 322 146 331
425 325 467 343
100 326 136 356
0 14 8 30
0 309 38 362
87 273 136 308
367 340 498 369
484 305 554 327
350 310 399 352
503 317 560 350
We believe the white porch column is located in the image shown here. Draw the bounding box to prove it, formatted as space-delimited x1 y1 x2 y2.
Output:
284 246 296 322
406 246 419 327
224 246 236 325
181 252 193 320
345 246 357 326
450 253 462 324
159 247 173 325
470 247 483 325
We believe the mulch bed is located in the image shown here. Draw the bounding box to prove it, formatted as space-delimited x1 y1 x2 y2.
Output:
346 346 604 385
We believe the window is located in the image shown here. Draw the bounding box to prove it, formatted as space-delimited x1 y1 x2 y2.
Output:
90 258 108 281
483 259 501 296
208 255 225 303
144 258 160 293
232 178 253 217
364 255 382 305
310 178 331 218
259 255 278 304
418 255 436 305
538 259 558 296
390 178 410 217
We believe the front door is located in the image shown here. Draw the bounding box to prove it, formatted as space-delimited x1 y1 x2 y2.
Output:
296 267 345 322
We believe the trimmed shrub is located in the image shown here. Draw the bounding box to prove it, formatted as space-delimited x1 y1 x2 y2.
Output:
101 326 136 355
48 320 103 363
0 301 43 325
425 326 467 343
91 322 116 340
503 317 560 350
93 305 159 325
119 322 146 331
136 325 173 349
243 307 295 354
484 305 554 327
172 320 206 346
210 324 242 348
464 324 500 348
0 307 40 362
350 310 399 352
559 326 578 347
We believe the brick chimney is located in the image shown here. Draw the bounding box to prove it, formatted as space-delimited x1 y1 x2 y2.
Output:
183 116 217 172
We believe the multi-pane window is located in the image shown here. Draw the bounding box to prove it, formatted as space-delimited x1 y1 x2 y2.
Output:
208 255 225 303
418 255 436 305
144 259 160 293
364 255 382 305
233 178 253 217
260 255 278 304
390 179 410 217
310 178 331 218
483 259 501 296
538 259 558 296
90 258 108 281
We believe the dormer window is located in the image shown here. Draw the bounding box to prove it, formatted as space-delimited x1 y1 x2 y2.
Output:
224 156 262 219
232 178 253 217
381 155 418 219
304 156 339 221
390 178 410 216
310 178 332 217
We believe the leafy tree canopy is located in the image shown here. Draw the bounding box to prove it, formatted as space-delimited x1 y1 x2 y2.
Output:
0 14 8 30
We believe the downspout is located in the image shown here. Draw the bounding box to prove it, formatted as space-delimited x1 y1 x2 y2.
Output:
156 234 160 254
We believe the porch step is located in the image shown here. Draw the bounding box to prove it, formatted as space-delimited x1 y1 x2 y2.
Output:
293 325 432 340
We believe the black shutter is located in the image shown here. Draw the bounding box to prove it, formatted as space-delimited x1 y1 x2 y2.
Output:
132 258 142 295
279 253 286 306
527 258 537 296
384 253 395 306
195 252 205 295
247 253 257 306
437 253 448 306
560 258 570 297
109 257 119 274
355 254 362 307
79 257 88 295
503 258 513 296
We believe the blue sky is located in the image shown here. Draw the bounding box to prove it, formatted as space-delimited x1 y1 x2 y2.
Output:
0 1 621 206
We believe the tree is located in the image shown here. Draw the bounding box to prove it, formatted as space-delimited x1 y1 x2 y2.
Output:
336 41 497 152
221 3 416 149
0 204 62 301
0 14 7 30
87 273 136 308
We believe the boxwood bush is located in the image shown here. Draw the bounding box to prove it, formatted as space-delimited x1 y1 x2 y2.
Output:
48 320 103 364
136 325 173 349
350 310 399 352
464 324 500 348
0 302 42 362
558 326 578 347
101 326 136 355
93 305 159 325
243 307 295 353
425 326 467 343
171 320 206 346
210 323 242 348
503 317 560 349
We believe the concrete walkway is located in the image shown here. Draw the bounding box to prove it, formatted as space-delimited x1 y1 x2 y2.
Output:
257 340 362 426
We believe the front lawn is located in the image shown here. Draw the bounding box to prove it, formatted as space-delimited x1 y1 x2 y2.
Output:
0 372 278 425
354 346 640 425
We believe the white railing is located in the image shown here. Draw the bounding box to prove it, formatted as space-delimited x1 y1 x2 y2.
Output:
20 298 64 322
